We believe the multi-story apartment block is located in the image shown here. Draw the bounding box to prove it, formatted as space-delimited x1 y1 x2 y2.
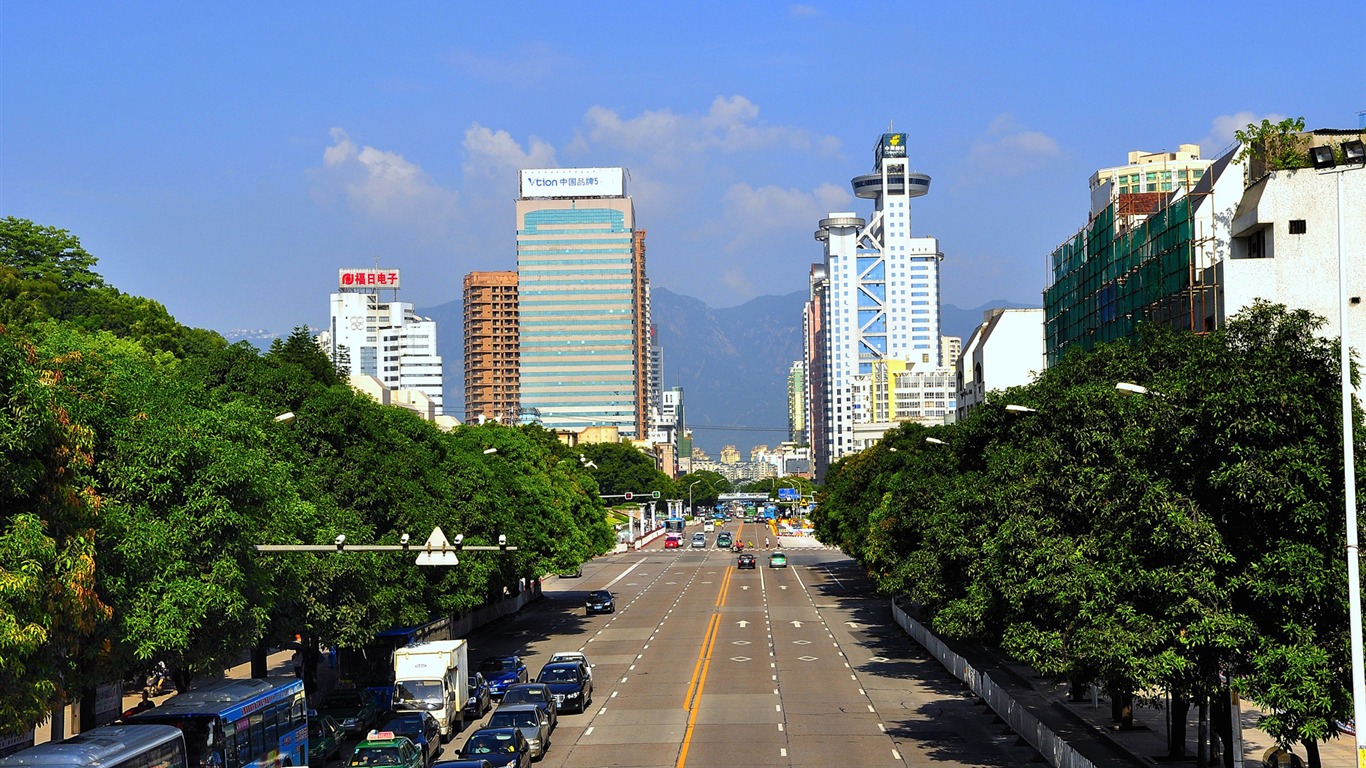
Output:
515 168 648 438
325 268 444 415
807 131 945 478
787 360 806 444
1088 145 1212 217
940 335 962 369
956 308 1045 419
848 359 956 450
463 271 519 423
1046 128 1365 367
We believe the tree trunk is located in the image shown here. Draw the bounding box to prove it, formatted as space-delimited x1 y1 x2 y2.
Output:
302 636 320 697
1197 695 1210 768
1304 738 1320 768
1211 692 1233 768
79 687 96 733
250 644 269 679
1112 689 1135 730
1169 693 1189 758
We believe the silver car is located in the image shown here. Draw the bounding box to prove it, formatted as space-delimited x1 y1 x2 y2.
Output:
487 704 550 759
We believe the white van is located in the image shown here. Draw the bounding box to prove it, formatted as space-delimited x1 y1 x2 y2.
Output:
703 521 715 532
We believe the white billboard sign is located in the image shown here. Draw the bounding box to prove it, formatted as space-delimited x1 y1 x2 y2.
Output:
339 268 401 289
520 167 625 199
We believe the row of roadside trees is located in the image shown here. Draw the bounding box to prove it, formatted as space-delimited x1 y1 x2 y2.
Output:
813 302 1358 768
0 218 679 737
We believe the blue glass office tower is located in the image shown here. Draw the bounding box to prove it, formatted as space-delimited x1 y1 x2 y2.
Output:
515 167 645 438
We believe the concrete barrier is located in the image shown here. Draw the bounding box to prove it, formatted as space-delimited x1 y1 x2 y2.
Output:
892 599 1099 768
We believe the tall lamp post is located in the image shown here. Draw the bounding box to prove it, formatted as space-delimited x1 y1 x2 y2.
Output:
1311 139 1366 762
689 480 701 514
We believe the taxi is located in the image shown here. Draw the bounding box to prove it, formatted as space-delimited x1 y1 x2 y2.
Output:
769 552 787 568
348 731 424 768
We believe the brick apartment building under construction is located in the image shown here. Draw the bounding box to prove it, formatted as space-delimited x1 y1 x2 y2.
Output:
463 271 519 423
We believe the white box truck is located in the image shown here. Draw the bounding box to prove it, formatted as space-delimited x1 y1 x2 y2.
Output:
392 639 469 739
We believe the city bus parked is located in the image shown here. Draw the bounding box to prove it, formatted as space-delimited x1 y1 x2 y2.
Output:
0 724 186 768
130 677 306 768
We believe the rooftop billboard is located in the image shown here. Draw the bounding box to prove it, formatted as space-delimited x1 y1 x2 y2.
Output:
339 268 400 289
874 133 908 168
520 167 625 199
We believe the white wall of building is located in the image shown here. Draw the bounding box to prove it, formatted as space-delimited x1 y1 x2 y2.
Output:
956 308 1045 418
329 291 445 415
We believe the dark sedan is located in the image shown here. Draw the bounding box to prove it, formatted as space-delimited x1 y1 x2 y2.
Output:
477 655 529 698
466 672 492 718
737 553 756 569
498 683 558 733
457 727 530 768
379 711 442 767
535 662 593 714
584 590 615 615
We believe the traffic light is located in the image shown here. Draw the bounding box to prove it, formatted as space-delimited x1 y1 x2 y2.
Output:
651 491 660 499
624 492 634 500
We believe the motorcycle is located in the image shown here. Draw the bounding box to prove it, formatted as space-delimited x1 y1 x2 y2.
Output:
732 543 744 553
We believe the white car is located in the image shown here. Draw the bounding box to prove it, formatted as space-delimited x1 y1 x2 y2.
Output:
703 522 715 533
547 651 593 681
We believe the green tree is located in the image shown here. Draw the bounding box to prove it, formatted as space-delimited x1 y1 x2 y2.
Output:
0 328 111 734
1234 116 1308 172
0 218 103 291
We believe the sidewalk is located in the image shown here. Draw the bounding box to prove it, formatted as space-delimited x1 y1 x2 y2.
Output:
919 618 1354 767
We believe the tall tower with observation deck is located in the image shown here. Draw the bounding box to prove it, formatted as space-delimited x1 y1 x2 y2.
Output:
807 131 944 477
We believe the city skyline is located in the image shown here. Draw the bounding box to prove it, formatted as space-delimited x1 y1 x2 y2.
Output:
4 2 1360 343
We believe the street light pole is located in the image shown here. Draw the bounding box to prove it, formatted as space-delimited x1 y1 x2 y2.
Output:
1333 163 1366 763
689 480 700 514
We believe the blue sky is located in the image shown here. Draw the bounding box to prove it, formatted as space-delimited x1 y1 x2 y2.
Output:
3 1 1362 338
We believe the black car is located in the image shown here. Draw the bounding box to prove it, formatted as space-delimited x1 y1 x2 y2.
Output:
433 762 494 768
379 711 442 767
457 727 531 768
535 662 592 714
584 590 615 615
318 687 381 735
737 553 756 569
466 672 492 718
498 683 558 732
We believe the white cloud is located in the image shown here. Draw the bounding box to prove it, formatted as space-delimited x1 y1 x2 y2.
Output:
317 128 459 239
963 114 1062 179
577 96 840 162
1198 111 1290 158
720 182 851 249
461 123 559 191
790 4 821 16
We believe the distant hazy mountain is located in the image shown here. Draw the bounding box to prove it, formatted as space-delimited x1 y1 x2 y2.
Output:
417 291 1039 456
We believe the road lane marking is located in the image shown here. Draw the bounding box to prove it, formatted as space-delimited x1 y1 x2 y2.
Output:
780 748 787 757
892 749 902 760
584 726 594 736
604 559 645 588
877 723 886 732
676 562 732 768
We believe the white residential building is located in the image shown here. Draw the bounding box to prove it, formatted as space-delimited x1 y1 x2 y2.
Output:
956 308 1046 419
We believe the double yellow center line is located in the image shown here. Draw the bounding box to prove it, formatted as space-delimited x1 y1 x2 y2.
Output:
676 558 734 767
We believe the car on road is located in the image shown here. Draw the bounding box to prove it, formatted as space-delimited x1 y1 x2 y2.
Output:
319 687 381 736
485 704 550 760
499 683 558 732
536 661 593 713
379 712 442 767
691 532 707 548
466 672 492 719
769 552 787 568
546 651 593 682
703 521 715 532
585 589 615 615
308 711 345 766
477 655 529 699
433 761 494 768
457 727 531 768
737 553 757 569
715 531 733 548
664 534 681 548
347 731 425 768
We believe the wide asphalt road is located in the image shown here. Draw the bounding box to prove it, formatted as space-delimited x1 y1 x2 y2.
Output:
452 521 1038 767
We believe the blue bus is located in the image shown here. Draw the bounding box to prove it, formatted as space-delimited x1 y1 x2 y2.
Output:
337 616 454 709
131 677 306 768
0 724 186 768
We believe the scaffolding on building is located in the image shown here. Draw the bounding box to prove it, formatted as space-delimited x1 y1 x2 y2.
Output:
1044 188 1217 366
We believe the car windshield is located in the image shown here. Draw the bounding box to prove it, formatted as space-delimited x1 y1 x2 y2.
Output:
588 591 610 601
539 667 579 682
351 747 399 765
549 654 582 664
479 658 516 673
502 688 544 704
468 675 481 687
465 733 517 754
489 711 539 729
383 717 424 738
396 680 443 704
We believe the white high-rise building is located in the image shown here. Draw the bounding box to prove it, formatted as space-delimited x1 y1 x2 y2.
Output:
326 268 444 415
811 132 943 470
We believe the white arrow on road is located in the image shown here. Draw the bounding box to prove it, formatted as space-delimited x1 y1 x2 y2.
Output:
845 621 861 628
779 585 788 590
790 620 803 628
740 585 750 590
737 620 750 628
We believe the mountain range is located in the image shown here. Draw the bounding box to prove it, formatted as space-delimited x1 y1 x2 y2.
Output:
416 290 1038 457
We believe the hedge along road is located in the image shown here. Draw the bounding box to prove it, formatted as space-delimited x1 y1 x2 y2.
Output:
457 521 1034 767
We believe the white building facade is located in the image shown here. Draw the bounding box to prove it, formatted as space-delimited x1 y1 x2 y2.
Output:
956 307 1046 419
812 132 944 468
326 269 444 415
